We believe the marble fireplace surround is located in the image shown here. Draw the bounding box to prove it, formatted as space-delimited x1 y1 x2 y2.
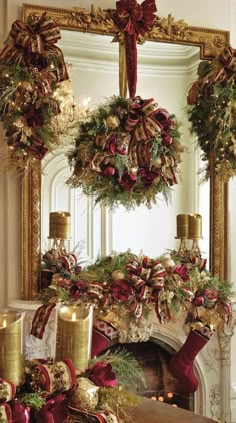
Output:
8 299 235 423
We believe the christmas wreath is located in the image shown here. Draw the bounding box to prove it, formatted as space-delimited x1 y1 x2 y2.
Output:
67 96 183 209
187 45 236 180
0 13 68 170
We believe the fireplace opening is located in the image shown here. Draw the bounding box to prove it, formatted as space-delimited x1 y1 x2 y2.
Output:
106 340 194 412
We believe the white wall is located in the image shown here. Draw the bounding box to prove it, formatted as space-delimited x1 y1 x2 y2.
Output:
6 0 232 29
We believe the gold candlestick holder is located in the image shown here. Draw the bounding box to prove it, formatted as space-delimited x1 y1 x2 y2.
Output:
175 214 189 256
189 214 202 258
56 304 93 373
0 311 25 385
48 211 71 255
191 239 202 258
49 212 71 240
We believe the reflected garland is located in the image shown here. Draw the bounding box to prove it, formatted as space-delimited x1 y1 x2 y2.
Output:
67 95 183 209
188 45 236 180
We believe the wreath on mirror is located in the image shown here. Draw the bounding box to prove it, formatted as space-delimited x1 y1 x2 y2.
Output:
67 95 183 209
187 45 236 180
0 13 68 170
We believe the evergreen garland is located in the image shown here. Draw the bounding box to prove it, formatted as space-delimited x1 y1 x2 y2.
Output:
188 46 236 180
40 250 232 332
90 347 146 388
0 13 68 170
20 392 46 410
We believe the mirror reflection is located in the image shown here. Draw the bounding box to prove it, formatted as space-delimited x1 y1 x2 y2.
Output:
41 30 209 264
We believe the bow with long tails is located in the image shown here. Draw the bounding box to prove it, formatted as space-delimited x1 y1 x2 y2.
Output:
0 13 68 82
114 0 157 98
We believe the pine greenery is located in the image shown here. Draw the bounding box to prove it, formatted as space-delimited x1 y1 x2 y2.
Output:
90 348 146 388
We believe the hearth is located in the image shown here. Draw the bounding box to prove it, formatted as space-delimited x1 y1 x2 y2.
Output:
107 341 194 412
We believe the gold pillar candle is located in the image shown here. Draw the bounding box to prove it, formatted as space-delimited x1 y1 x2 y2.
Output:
176 214 189 239
49 212 71 240
0 311 25 385
189 214 202 239
56 304 93 373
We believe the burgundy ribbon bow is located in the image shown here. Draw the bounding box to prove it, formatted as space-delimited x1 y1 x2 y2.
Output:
208 46 236 86
10 401 30 423
36 394 68 423
114 0 157 98
0 13 68 82
126 257 167 320
219 45 236 73
125 97 167 141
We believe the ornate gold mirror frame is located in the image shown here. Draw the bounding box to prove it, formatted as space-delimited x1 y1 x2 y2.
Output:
21 3 230 299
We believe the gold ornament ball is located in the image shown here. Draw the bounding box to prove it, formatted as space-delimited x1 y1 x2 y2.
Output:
130 167 138 175
14 117 25 129
152 158 162 169
161 255 175 270
70 378 99 411
106 115 120 130
18 81 34 92
112 270 125 280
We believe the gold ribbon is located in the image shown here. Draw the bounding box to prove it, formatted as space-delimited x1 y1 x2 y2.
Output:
125 97 162 142
119 39 127 98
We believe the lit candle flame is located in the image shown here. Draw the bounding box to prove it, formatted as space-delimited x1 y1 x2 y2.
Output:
2 319 7 328
82 97 91 108
167 392 173 398
71 312 76 322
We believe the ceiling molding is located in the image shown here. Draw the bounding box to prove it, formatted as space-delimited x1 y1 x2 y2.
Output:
59 30 200 76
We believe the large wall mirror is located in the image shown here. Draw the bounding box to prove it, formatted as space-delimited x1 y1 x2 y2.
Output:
22 3 230 299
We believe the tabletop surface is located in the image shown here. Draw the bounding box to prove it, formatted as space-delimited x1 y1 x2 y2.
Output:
127 397 217 423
